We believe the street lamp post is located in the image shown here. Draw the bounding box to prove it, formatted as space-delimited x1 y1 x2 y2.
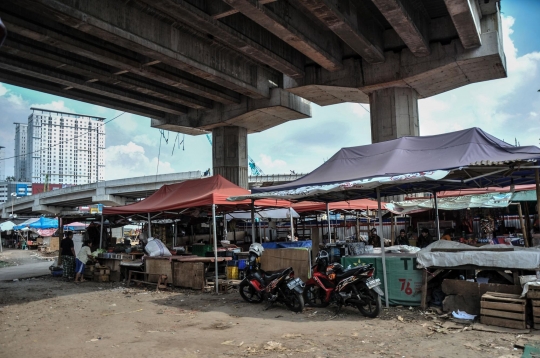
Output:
10 192 17 219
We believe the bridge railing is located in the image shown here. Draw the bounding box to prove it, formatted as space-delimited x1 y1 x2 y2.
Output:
248 174 304 183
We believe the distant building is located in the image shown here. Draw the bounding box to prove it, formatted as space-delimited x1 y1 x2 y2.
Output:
26 108 105 185
0 181 32 204
0 145 4 181
14 123 28 181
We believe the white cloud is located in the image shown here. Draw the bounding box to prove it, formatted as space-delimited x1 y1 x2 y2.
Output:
104 142 175 180
0 83 8 97
7 94 26 109
530 112 537 117
29 100 74 113
258 154 288 172
349 103 371 118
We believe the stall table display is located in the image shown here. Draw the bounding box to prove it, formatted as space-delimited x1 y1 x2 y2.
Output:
341 253 422 306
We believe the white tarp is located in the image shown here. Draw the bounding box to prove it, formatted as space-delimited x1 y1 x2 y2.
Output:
226 208 300 220
386 192 513 214
0 221 15 231
416 240 540 270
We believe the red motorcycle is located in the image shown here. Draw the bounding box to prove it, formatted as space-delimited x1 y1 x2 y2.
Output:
303 250 383 318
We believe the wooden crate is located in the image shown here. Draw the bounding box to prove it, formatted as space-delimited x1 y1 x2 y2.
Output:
173 262 205 289
94 273 110 282
145 257 173 283
480 292 527 329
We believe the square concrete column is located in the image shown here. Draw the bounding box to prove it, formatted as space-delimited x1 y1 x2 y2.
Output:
212 126 248 189
369 87 419 143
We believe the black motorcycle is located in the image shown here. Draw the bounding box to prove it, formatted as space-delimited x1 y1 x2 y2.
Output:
239 266 305 313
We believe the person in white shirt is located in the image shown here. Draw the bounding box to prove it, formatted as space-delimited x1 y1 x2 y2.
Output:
75 241 93 283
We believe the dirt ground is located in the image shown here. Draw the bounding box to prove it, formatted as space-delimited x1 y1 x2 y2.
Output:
0 269 536 358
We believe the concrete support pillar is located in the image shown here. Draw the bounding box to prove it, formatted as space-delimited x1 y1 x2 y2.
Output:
212 126 248 189
369 87 419 143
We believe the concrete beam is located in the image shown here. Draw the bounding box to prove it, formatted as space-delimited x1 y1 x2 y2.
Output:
136 0 305 79
91 194 126 207
1 38 218 110
444 0 482 49
223 0 343 71
0 69 167 119
5 0 271 100
287 29 505 105
296 0 385 63
371 0 430 56
152 88 311 134
0 54 189 115
0 12 237 106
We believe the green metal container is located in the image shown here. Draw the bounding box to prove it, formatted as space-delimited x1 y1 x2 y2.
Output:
191 244 213 257
341 253 422 306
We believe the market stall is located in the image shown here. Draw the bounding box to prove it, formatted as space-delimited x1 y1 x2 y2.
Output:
228 127 540 307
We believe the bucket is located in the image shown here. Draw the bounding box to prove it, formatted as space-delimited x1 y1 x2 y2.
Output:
238 259 247 270
227 266 239 280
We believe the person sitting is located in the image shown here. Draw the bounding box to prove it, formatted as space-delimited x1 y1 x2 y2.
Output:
395 229 409 246
417 228 434 248
368 228 381 247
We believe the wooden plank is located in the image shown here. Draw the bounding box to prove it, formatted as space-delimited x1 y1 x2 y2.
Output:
533 306 540 316
531 300 540 306
472 323 530 334
421 269 428 310
482 294 526 304
495 271 515 284
442 279 522 296
426 269 444 283
481 308 525 320
480 301 526 312
145 257 173 283
527 291 540 299
480 316 526 329
174 262 205 289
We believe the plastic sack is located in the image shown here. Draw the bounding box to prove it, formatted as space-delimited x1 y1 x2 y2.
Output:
145 238 172 257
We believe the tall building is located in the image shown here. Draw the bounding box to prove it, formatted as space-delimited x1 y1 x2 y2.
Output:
26 108 105 185
14 123 28 181
0 145 5 181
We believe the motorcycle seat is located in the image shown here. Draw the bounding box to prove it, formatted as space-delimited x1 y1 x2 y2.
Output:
263 268 288 283
335 269 357 281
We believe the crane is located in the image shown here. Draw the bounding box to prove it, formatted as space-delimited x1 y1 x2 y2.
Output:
205 134 264 176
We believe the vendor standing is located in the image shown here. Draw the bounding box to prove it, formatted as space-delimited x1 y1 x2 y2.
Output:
60 231 76 281
417 228 434 248
395 229 410 245
368 228 381 247
75 241 93 283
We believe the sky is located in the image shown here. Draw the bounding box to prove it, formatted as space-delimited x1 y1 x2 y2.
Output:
1 1 540 181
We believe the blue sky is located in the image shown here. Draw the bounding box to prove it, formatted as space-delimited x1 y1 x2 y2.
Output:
1 3 540 180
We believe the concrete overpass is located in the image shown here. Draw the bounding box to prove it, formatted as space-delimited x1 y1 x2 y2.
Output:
0 0 506 188
0 172 304 217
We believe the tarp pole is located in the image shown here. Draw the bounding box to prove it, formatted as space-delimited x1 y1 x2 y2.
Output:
99 214 104 249
289 207 294 241
0 226 3 253
355 211 359 242
433 191 441 240
212 204 219 294
147 213 152 238
377 187 389 308
517 203 529 247
251 199 255 244
326 202 331 243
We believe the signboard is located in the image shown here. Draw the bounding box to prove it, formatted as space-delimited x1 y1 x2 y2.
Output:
15 183 32 197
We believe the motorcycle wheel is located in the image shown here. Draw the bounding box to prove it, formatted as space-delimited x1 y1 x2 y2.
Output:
356 286 381 318
239 280 263 303
303 284 330 308
284 288 305 313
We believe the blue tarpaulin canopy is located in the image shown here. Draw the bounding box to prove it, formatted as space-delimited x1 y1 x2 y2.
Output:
28 217 58 229
262 241 312 249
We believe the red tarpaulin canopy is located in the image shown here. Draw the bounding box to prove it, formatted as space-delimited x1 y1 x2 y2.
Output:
292 199 385 213
103 175 290 215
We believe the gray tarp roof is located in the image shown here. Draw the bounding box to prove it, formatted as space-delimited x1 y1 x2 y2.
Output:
232 128 540 202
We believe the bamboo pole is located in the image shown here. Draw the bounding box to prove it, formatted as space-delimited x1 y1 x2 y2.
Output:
390 212 395 246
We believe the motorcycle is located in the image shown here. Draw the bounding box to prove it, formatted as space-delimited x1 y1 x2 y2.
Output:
303 251 383 318
238 243 305 312
239 266 305 313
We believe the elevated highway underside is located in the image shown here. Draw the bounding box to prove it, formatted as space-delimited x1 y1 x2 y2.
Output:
0 0 506 188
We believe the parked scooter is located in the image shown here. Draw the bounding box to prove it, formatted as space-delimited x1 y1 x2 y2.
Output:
238 243 305 312
304 250 383 318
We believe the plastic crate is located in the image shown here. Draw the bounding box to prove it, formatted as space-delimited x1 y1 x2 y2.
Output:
238 259 247 270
